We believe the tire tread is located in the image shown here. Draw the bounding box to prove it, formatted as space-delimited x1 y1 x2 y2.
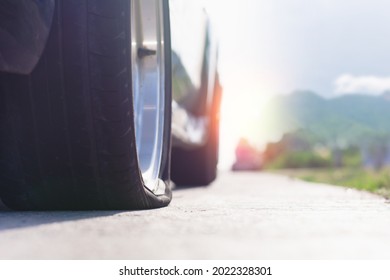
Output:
0 0 172 210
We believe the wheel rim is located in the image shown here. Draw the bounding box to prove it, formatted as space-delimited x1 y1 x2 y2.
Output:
131 0 165 191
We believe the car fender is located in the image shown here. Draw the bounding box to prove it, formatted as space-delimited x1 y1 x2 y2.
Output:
0 0 55 74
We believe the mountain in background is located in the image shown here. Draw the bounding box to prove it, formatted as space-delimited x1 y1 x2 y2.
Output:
266 91 390 148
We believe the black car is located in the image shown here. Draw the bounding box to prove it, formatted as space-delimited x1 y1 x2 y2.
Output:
0 0 221 210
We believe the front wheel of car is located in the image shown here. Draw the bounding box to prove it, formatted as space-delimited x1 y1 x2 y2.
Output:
171 74 222 186
0 0 172 210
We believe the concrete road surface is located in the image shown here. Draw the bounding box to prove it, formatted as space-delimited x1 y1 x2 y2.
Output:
1 172 390 259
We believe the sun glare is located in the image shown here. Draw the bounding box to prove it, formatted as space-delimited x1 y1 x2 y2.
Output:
218 81 275 169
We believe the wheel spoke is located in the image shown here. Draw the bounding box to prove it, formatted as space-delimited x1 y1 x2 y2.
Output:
131 0 165 191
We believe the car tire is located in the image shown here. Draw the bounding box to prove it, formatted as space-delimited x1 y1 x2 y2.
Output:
171 75 222 186
0 0 172 210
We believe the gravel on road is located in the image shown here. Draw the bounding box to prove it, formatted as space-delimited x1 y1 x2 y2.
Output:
1 172 390 259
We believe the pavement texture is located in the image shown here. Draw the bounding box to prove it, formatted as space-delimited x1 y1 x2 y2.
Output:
1 172 390 259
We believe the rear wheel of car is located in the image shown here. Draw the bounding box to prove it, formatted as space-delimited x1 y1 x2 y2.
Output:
0 0 172 210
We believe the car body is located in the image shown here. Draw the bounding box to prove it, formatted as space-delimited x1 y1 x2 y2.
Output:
0 0 218 146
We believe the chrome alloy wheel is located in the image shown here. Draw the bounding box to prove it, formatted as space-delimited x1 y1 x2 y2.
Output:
131 0 166 192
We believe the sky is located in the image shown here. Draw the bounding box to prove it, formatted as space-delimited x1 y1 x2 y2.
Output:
203 0 390 168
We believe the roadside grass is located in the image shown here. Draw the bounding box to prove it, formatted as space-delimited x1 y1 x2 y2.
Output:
270 168 390 199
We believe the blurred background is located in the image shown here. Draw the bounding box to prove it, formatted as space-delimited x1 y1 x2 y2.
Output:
204 0 390 197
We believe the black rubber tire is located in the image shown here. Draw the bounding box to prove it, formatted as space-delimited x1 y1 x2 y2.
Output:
171 75 222 187
0 0 172 210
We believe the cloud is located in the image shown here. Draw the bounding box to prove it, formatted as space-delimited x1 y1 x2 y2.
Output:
334 74 390 95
